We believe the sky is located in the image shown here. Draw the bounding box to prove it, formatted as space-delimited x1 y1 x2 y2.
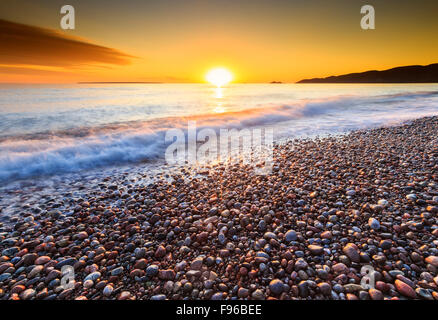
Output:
0 0 437 83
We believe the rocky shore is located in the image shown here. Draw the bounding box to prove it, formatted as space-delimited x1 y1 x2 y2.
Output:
1 116 438 300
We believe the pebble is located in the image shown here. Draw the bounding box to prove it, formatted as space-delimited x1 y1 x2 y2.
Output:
415 288 433 300
154 246 166 258
368 218 380 230
368 288 384 300
146 265 159 277
285 230 297 242
28 265 44 278
103 285 114 297
35 256 51 265
84 272 101 282
332 263 349 274
343 243 360 263
158 270 175 280
317 282 331 295
308 245 324 255
190 257 203 270
380 240 392 250
251 289 265 300
111 266 124 276
237 287 249 298
395 279 417 298
118 291 132 300
269 279 284 295
20 289 36 300
425 256 438 267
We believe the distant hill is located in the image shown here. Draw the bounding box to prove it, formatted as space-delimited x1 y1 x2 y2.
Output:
297 63 438 83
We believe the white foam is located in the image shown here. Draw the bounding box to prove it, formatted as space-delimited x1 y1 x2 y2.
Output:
1 87 438 183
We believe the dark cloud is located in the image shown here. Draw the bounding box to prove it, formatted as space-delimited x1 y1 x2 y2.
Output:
0 65 77 76
0 19 133 68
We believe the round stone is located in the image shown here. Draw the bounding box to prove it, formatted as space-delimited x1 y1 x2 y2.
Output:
269 279 284 295
251 289 265 300
103 285 114 297
285 230 297 242
425 256 438 267
368 218 380 230
318 282 331 295
343 243 360 263
146 265 159 277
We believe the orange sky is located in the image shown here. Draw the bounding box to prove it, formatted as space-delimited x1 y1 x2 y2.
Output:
0 0 438 83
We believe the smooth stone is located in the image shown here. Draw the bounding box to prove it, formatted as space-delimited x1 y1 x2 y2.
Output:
237 287 249 298
308 245 324 255
285 230 297 242
368 218 380 230
0 273 12 282
332 263 349 274
103 285 114 297
318 282 331 295
425 256 438 267
343 243 360 263
264 232 277 240
380 240 392 250
368 288 384 300
55 258 77 269
269 279 284 295
35 256 51 265
134 258 148 270
84 272 101 282
21 253 37 266
111 266 124 276
158 269 175 280
251 289 265 300
395 279 416 298
211 293 224 300
146 265 159 277
298 281 309 297
28 265 44 278
154 246 166 258
20 288 36 300
415 288 433 300
344 284 364 293
83 279 94 289
294 258 308 270
190 257 203 270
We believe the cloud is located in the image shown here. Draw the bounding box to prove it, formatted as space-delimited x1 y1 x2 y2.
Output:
0 19 133 68
0 65 77 76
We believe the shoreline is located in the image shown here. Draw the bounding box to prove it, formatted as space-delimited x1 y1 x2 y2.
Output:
0 116 437 300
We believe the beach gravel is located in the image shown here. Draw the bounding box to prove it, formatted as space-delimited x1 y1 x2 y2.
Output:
0 116 438 300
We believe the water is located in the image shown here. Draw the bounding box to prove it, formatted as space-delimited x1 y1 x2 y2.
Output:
1 83 438 184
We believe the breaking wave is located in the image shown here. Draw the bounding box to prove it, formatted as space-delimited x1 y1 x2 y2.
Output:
1 88 438 183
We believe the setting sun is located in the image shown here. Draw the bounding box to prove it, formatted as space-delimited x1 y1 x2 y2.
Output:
206 68 233 87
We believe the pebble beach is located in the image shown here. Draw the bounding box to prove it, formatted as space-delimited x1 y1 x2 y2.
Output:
1 116 438 300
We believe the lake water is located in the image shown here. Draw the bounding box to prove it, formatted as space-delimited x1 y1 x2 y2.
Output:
1 83 438 183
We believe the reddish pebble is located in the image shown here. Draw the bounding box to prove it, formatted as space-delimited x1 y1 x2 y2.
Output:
35 256 51 265
395 279 417 298
425 256 438 267
154 246 166 258
369 288 384 300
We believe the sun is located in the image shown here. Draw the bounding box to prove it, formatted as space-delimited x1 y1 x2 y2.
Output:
206 68 233 87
